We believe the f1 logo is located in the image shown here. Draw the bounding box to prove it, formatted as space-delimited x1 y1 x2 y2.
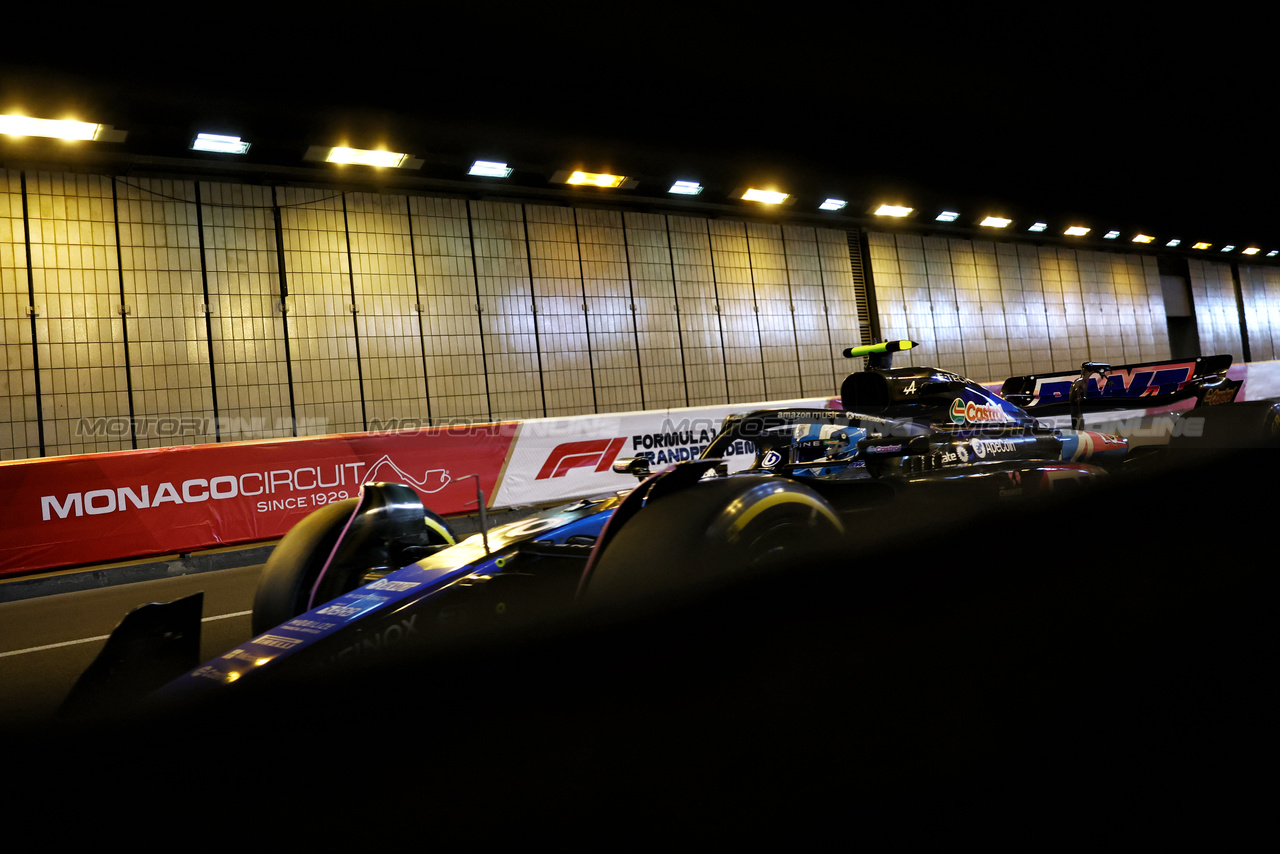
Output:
536 437 627 479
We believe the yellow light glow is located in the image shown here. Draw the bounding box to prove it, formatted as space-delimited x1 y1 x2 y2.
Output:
980 216 1011 228
875 204 913 217
326 147 408 168
1064 226 1090 236
1132 234 1154 243
0 114 101 140
1192 242 1212 250
1243 247 1260 255
566 171 626 188
742 188 789 204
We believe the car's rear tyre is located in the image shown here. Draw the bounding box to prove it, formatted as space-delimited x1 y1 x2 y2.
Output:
1169 400 1280 451
581 475 844 605
252 499 456 636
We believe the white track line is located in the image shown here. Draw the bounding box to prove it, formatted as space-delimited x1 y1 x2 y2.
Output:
0 610 252 658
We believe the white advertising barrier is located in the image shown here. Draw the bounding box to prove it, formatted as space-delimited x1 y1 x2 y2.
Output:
1240 359 1280 400
490 398 834 509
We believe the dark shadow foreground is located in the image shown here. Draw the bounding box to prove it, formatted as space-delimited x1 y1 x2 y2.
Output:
12 447 1275 822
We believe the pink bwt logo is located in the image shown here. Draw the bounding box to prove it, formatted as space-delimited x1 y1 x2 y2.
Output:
536 438 627 479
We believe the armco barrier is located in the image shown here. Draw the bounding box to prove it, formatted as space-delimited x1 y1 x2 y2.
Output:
0 398 827 578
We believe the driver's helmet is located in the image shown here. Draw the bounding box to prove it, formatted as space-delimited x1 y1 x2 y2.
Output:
765 423 858 476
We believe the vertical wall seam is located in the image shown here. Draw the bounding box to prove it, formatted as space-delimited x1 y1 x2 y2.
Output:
110 179 138 450
662 215 691 408
341 194 368 430
464 200 493 422
571 208 599 413
19 171 45 457
520 204 547 418
405 197 434 425
619 212 646 411
194 181 221 442
271 186 298 436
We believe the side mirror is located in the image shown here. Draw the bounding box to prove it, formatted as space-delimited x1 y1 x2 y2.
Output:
611 456 651 480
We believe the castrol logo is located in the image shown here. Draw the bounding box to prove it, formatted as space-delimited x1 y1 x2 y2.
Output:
949 397 1010 425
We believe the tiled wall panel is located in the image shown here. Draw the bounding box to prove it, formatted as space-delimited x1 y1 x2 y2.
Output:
526 204 594 417
577 208 643 413
411 196 488 424
345 192 429 426
1187 259 1245 361
669 215 729 406
625 212 686 409
1238 264 1280 361
27 172 131 457
710 220 766 402
783 225 840 397
471 200 543 421
117 178 216 448
867 232 1173 380
278 188 364 435
200 182 293 442
747 222 802 400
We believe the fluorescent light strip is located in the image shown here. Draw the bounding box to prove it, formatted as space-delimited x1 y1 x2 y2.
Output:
192 133 250 154
469 160 512 177
819 199 847 211
669 180 702 195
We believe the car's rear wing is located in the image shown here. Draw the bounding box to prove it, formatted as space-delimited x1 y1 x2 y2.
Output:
1000 354 1239 413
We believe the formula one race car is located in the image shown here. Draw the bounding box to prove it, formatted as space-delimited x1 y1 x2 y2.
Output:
70 341 1280 712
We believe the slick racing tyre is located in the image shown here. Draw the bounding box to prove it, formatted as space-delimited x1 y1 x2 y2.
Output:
1169 400 1280 451
582 475 844 605
252 498 456 636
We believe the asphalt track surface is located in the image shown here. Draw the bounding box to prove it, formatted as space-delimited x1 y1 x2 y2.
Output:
0 557 263 726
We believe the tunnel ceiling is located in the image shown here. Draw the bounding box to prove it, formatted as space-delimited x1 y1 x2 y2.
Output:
1 14 1274 258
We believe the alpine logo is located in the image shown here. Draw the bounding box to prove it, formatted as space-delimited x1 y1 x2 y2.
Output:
536 437 627 479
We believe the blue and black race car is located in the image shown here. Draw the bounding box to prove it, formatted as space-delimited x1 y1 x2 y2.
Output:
70 340 1280 711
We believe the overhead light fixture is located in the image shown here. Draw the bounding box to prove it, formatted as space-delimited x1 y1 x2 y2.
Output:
469 160 512 177
327 147 410 167
1064 226 1090 236
0 114 124 142
669 180 703 195
1029 222 1048 232
1166 239 1181 247
1243 247 1260 255
936 211 960 222
1104 230 1120 239
819 199 847 211
742 188 789 204
1268 251 1278 257
1221 245 1235 253
1192 242 1212 250
191 133 250 154
566 171 628 188
980 216 1011 228
304 145 420 169
874 204 912 217
1132 234 1154 244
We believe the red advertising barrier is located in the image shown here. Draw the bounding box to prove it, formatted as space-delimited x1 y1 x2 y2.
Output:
0 424 518 577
